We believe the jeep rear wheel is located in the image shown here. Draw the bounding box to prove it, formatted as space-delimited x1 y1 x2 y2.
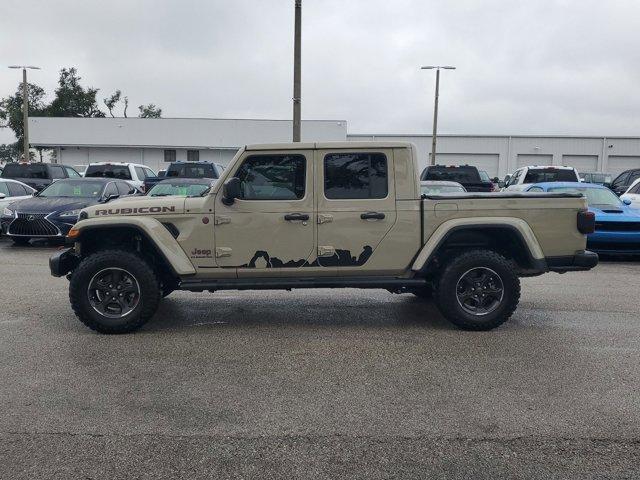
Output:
434 249 520 331
69 249 161 334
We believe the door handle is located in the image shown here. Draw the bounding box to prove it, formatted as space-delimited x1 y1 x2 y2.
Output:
360 212 385 220
284 213 309 221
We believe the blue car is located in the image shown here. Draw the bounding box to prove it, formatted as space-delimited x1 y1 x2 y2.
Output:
525 182 640 255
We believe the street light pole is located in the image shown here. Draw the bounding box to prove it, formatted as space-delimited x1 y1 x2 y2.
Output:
292 0 302 142
8 65 41 162
421 65 455 165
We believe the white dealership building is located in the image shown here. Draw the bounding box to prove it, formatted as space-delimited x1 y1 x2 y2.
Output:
29 117 640 178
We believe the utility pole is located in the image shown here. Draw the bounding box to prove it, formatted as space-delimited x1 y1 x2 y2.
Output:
292 0 302 142
8 65 41 162
421 65 455 165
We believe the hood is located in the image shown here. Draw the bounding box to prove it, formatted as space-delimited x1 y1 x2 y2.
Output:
590 204 640 222
84 195 186 218
9 196 96 214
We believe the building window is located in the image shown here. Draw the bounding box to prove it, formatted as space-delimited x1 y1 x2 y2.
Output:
164 149 176 162
187 150 200 162
324 152 388 199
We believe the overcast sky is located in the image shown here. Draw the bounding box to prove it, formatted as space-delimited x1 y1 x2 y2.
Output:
2 0 640 145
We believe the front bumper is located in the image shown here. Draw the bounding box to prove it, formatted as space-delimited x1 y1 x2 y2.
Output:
546 250 599 272
49 247 80 277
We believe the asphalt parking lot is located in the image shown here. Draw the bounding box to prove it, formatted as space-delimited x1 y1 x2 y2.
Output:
1 238 639 479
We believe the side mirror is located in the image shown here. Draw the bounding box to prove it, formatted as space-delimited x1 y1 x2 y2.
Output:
623 198 632 206
491 177 499 183
222 177 242 205
498 181 505 188
0 193 5 199
102 193 119 203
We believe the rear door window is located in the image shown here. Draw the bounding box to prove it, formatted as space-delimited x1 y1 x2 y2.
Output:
85 164 133 180
116 182 136 196
523 168 578 183
7 182 29 196
422 166 481 183
324 152 388 199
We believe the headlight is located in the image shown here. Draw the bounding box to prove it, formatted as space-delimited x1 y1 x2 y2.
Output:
2 207 14 217
59 209 81 218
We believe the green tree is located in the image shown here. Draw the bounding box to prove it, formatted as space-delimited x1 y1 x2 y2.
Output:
47 67 105 118
138 103 162 118
0 82 47 160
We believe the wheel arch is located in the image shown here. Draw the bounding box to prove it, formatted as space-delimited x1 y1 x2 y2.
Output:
73 217 196 277
412 218 547 275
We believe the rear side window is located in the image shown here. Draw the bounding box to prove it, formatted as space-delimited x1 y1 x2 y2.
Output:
1 164 48 179
235 154 306 200
523 168 578 183
422 166 481 183
85 165 132 180
134 166 146 179
50 166 65 179
324 152 387 199
0 182 9 195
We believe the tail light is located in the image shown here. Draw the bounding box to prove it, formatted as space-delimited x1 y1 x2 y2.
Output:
577 210 595 234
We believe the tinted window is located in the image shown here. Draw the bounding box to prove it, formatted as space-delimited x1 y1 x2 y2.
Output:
324 153 387 199
1 164 48 179
85 164 132 180
629 171 640 184
38 180 106 198
422 166 480 183
116 182 136 196
611 172 629 188
50 166 65 179
167 163 218 179
134 166 146 179
65 166 81 178
0 182 9 196
235 154 306 200
7 182 28 196
523 168 578 183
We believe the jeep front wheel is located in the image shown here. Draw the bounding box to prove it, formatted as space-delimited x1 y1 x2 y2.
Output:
69 249 161 334
434 249 520 331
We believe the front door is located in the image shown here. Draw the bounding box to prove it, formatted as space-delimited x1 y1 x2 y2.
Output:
214 151 315 277
315 149 397 275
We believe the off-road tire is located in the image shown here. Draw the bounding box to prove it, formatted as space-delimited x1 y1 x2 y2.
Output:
434 249 520 331
12 237 30 246
69 249 161 334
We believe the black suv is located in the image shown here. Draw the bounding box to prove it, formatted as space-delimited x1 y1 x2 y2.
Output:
143 161 221 192
1 163 82 191
420 165 494 192
608 168 640 196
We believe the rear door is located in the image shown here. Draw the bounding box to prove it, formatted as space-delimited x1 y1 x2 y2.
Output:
315 148 397 275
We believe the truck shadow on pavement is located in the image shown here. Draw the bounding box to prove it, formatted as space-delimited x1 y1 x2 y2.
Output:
143 293 457 332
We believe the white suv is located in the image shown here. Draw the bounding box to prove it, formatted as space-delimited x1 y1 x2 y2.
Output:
503 165 580 190
84 162 156 190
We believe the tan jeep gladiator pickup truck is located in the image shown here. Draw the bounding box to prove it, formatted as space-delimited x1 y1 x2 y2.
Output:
50 141 598 333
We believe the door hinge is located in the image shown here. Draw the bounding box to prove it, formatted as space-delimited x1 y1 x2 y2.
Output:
318 245 336 257
215 247 232 258
318 214 333 224
214 216 231 225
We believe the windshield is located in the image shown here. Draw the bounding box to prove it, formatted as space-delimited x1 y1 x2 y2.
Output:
423 166 480 183
524 168 578 183
38 180 105 198
421 184 466 195
548 186 621 207
166 163 218 179
1 164 48 179
85 164 132 180
148 182 210 197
